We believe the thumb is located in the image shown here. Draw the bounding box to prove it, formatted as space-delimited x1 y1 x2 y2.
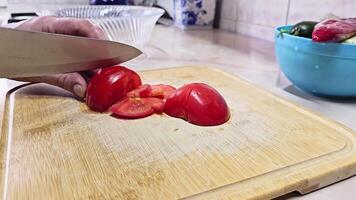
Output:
15 72 87 98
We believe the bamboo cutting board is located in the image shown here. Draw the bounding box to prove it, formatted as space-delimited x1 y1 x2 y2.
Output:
0 66 355 200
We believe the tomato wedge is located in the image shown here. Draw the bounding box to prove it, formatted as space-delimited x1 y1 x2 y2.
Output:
164 83 230 126
109 98 154 119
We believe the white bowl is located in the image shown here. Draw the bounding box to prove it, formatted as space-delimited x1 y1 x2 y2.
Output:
38 5 164 47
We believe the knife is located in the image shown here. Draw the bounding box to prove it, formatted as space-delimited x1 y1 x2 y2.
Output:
0 27 142 78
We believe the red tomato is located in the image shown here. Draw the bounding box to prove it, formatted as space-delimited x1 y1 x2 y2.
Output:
86 66 142 112
127 84 176 99
164 83 230 126
109 98 154 119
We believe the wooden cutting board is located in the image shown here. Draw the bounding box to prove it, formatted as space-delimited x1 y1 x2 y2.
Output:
0 66 355 200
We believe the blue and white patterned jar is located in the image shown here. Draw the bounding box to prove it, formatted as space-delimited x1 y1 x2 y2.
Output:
174 0 216 29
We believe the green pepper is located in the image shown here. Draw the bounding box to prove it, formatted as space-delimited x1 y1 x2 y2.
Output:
290 21 318 38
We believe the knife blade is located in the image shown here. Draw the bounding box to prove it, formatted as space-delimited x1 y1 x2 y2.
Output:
0 27 142 78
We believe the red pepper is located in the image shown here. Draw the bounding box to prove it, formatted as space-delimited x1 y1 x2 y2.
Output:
312 18 356 42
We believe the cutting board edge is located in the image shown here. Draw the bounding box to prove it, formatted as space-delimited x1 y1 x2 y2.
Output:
0 83 37 200
183 146 356 200
0 86 19 200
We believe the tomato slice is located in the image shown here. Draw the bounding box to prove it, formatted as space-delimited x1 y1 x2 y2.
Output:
109 98 154 119
148 85 165 97
142 97 165 113
126 84 176 99
127 84 151 98
159 85 177 99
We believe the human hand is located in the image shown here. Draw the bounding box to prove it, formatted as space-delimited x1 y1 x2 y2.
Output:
15 16 108 98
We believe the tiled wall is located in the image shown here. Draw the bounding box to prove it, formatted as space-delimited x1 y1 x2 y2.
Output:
7 0 356 42
220 0 356 41
8 0 171 6
9 0 87 3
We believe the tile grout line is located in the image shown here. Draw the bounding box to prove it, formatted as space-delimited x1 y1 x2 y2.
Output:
285 0 291 25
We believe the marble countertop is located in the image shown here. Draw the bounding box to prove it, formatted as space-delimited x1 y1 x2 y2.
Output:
0 3 355 200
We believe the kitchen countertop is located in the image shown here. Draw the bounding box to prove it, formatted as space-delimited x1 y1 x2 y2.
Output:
0 3 355 200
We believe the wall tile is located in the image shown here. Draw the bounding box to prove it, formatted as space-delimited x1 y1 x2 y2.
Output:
235 21 275 42
288 0 356 24
5 3 88 14
236 0 289 28
156 0 173 16
221 0 237 20
220 18 236 32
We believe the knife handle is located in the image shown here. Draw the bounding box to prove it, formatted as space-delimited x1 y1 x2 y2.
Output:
8 12 38 23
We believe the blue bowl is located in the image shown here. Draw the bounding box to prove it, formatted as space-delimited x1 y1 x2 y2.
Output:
275 25 356 97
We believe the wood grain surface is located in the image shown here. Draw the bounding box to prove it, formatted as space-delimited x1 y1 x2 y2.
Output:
0 66 355 200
